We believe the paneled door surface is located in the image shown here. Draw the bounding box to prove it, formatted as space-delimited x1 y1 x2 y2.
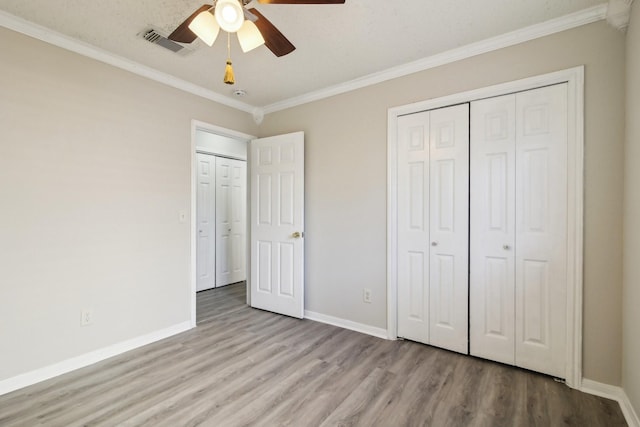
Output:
428 105 470 353
196 153 216 292
514 85 568 377
397 104 469 354
470 84 568 378
469 94 517 365
216 157 247 287
250 132 305 319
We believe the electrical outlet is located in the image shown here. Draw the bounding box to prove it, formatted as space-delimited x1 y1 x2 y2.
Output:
81 309 93 326
363 288 372 304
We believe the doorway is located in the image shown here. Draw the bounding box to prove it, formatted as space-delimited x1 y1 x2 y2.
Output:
387 67 584 388
196 152 247 291
190 120 256 327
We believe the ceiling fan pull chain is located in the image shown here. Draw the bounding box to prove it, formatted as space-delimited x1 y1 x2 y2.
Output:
224 32 235 85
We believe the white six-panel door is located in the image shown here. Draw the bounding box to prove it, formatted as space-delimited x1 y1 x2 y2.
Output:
250 132 305 319
514 85 568 377
469 94 517 364
216 156 247 287
397 111 431 344
196 153 216 292
428 105 470 353
470 84 568 378
397 104 469 354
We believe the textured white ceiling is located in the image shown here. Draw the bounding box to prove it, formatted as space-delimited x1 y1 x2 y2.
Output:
0 0 604 108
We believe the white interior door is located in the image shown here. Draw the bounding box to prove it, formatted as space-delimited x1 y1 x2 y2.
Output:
216 157 247 287
469 94 517 365
250 132 305 319
428 104 469 354
397 111 431 344
196 153 216 292
470 84 568 378
514 84 568 378
397 105 469 354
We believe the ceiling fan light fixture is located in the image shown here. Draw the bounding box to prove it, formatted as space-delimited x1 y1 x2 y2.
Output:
215 0 244 33
188 10 220 46
237 20 265 53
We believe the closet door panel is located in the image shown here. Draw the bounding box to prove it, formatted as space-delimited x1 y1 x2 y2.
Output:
515 84 567 378
216 157 247 287
429 104 469 354
470 95 517 364
230 159 247 283
196 153 216 292
216 158 233 286
397 112 431 344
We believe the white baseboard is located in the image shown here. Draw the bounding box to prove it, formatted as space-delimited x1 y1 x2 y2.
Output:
581 379 640 427
0 321 193 396
304 310 389 340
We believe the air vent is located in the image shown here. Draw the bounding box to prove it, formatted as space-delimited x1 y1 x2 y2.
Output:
142 29 193 55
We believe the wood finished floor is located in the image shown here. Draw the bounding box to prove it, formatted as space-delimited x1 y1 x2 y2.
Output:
0 283 626 427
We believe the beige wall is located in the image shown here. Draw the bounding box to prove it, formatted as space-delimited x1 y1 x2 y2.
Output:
0 27 257 381
260 21 627 385
623 1 640 415
0 15 629 391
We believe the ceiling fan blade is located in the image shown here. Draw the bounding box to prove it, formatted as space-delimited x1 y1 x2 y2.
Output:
168 4 213 43
248 8 296 57
257 0 345 3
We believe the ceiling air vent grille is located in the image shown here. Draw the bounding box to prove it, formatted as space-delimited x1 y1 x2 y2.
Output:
142 29 193 55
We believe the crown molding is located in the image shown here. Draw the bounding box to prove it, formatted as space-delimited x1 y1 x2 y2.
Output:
0 4 609 118
262 3 608 114
606 0 634 30
0 10 256 114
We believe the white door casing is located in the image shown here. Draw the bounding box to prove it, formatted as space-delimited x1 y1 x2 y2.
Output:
397 104 469 354
216 157 247 287
196 153 216 292
250 132 305 319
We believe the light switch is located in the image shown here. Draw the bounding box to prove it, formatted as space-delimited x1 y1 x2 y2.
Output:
179 210 187 223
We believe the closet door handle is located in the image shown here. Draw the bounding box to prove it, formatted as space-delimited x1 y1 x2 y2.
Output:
503 245 511 250
431 242 438 247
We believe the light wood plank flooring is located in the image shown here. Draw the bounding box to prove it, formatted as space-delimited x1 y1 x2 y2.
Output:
0 283 626 426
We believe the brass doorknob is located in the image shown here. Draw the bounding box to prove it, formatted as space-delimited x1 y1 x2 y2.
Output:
292 231 302 238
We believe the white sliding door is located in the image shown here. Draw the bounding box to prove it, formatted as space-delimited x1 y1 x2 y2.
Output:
470 84 568 378
397 104 469 354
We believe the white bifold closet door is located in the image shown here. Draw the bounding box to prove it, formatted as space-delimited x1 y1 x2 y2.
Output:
397 103 469 354
196 153 216 292
470 84 568 378
216 156 247 287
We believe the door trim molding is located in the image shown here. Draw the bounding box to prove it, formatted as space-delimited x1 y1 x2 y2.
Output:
190 120 256 327
386 66 584 388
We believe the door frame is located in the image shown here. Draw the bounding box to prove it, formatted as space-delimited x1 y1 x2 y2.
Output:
387 66 584 388
190 120 256 327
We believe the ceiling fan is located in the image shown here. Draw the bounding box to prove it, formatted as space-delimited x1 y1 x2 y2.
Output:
169 0 346 58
